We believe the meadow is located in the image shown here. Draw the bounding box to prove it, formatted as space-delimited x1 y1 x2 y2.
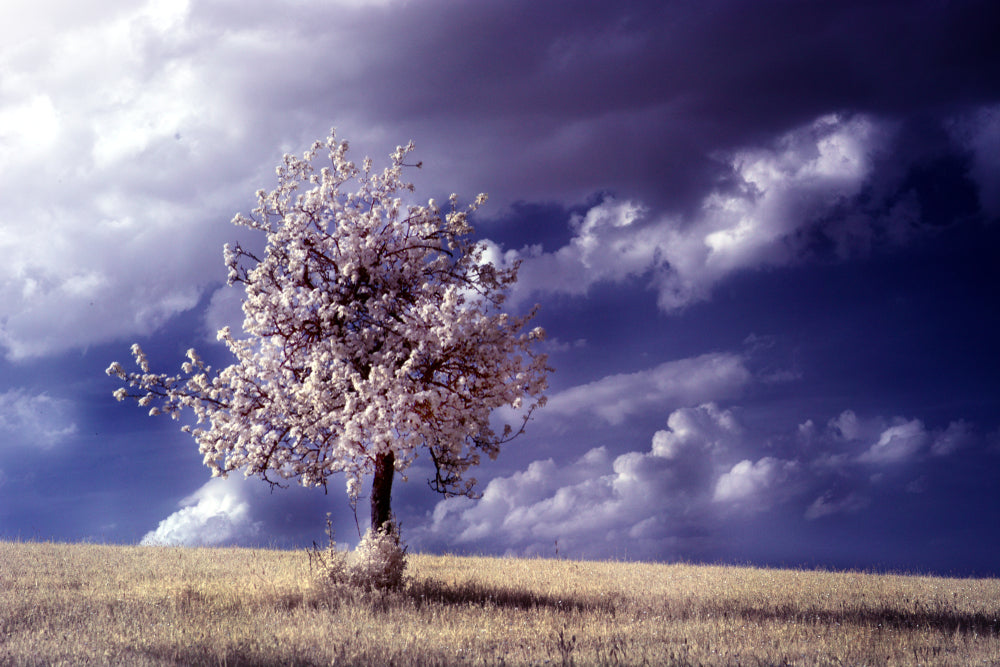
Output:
1 540 998 666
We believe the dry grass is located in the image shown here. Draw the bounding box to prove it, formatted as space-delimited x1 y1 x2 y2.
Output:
1 540 998 666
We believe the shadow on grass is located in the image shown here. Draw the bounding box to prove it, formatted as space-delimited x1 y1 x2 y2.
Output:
700 601 1000 636
405 576 615 614
300 574 615 616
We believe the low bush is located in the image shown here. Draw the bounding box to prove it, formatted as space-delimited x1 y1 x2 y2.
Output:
308 516 407 596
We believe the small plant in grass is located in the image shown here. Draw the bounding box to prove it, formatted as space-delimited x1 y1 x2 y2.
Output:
307 516 349 591
552 626 578 667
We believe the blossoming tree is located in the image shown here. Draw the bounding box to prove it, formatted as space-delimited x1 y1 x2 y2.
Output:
107 130 549 538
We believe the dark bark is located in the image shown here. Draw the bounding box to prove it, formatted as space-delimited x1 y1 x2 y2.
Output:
370 451 395 533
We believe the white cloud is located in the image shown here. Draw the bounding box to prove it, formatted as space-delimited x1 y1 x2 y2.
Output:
417 403 742 560
418 404 987 555
499 199 653 301
803 412 980 518
651 401 741 459
543 353 750 425
497 114 893 311
656 114 886 308
850 416 974 465
0 0 133 45
713 457 798 507
0 389 77 449
0 0 430 360
0 0 264 359
140 476 264 546
857 418 930 464
828 409 869 441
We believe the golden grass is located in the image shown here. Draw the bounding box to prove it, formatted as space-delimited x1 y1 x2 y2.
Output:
1 540 998 666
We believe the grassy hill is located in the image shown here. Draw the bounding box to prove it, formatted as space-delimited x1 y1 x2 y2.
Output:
1 540 998 665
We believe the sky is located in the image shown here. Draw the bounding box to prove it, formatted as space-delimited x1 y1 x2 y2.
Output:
1 0 999 577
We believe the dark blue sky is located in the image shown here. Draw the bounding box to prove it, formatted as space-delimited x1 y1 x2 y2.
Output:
1 0 999 576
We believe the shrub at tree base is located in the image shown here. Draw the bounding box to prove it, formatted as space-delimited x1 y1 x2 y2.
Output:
349 524 407 591
309 518 407 594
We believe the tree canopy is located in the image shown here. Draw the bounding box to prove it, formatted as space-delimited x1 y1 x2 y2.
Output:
108 130 549 531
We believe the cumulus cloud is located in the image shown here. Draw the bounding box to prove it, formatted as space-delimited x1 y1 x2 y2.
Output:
141 476 264 546
827 409 870 442
820 410 977 465
417 403 744 560
542 353 751 424
417 404 987 556
857 419 931 464
653 114 892 308
488 199 652 301
496 114 902 311
0 0 260 359
0 389 77 449
713 457 798 507
800 411 982 519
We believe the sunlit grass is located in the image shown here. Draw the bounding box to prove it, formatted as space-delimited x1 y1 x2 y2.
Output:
1 540 998 665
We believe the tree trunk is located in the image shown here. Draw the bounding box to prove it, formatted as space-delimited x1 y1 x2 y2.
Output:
370 451 395 533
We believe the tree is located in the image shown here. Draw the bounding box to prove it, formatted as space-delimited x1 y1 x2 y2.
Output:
107 129 549 538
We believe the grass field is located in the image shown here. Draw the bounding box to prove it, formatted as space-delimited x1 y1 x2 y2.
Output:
1 540 998 666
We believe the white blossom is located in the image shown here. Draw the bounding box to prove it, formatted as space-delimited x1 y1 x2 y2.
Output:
108 129 549 508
